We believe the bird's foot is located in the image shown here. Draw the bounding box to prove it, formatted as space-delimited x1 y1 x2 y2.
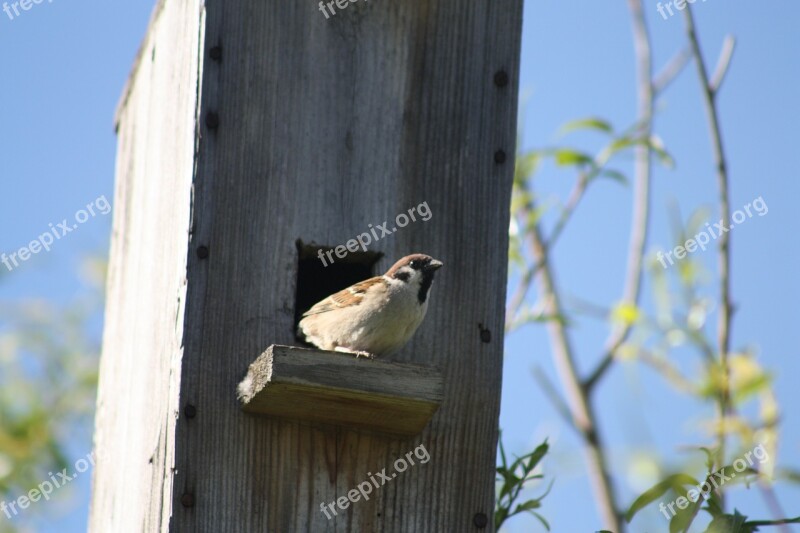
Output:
333 346 376 360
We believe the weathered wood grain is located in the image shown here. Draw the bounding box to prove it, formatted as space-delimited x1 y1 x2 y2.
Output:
89 1 201 531
91 0 523 530
237 345 442 436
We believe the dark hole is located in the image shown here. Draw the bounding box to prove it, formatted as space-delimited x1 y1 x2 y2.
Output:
294 240 383 341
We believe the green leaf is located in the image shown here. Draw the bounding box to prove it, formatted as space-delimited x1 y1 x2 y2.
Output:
498 433 508 468
669 497 703 533
625 473 701 523
717 465 761 487
525 441 549 470
559 117 613 135
698 446 717 471
732 373 772 404
510 188 535 213
598 169 629 185
508 234 525 270
706 510 752 533
648 134 675 168
498 472 522 499
494 507 509 529
705 493 723 517
514 499 542 512
553 148 594 167
532 511 551 531
607 136 637 155
515 151 542 185
495 438 551 531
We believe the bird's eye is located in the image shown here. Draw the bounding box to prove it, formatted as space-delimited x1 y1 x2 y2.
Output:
409 260 418 268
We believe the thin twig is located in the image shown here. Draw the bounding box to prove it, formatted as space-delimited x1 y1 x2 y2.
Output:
524 200 623 532
506 265 536 331
506 173 590 330
507 60 690 334
709 35 736 92
533 366 576 430
638 350 696 394
585 0 654 394
758 483 794 533
683 3 734 506
653 47 693 94
564 295 610 321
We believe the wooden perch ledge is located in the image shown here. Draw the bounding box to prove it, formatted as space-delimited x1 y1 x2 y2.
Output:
237 345 443 436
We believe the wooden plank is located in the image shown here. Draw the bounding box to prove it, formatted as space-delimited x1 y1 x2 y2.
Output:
237 345 443 436
92 0 524 531
88 0 202 531
176 0 523 526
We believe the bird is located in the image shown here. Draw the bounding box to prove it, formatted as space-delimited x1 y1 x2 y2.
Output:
297 253 443 358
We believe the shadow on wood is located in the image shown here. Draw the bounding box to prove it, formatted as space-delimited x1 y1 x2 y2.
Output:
237 345 443 437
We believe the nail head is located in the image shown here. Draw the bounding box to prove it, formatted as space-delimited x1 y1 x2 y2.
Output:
494 70 509 88
205 112 219 130
181 493 195 508
494 150 507 164
473 512 488 528
197 246 209 259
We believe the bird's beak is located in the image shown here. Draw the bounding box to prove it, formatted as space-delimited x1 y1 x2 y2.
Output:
427 259 443 271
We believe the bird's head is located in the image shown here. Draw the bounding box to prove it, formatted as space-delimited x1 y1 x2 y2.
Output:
386 253 443 303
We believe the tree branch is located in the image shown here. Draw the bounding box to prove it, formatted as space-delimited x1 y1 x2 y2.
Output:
533 366 577 431
523 199 623 532
710 35 736 93
506 172 590 330
585 0 654 393
638 349 696 394
653 47 692 94
683 3 734 505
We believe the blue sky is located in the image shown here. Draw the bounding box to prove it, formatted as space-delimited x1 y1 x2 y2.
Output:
1 1 797 532
502 1 800 531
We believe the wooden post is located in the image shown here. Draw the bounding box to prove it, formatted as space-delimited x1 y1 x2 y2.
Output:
90 0 523 531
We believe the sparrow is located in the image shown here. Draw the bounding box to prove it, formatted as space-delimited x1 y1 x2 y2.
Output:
297 253 443 358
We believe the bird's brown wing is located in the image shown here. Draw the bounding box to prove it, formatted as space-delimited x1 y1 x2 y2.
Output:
301 276 386 316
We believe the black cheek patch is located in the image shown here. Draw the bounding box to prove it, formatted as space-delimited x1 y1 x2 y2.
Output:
418 272 435 304
394 271 411 282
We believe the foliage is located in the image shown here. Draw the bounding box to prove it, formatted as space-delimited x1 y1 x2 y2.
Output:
622 445 796 532
495 437 551 531
0 258 104 531
500 4 800 529
506 107 798 530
